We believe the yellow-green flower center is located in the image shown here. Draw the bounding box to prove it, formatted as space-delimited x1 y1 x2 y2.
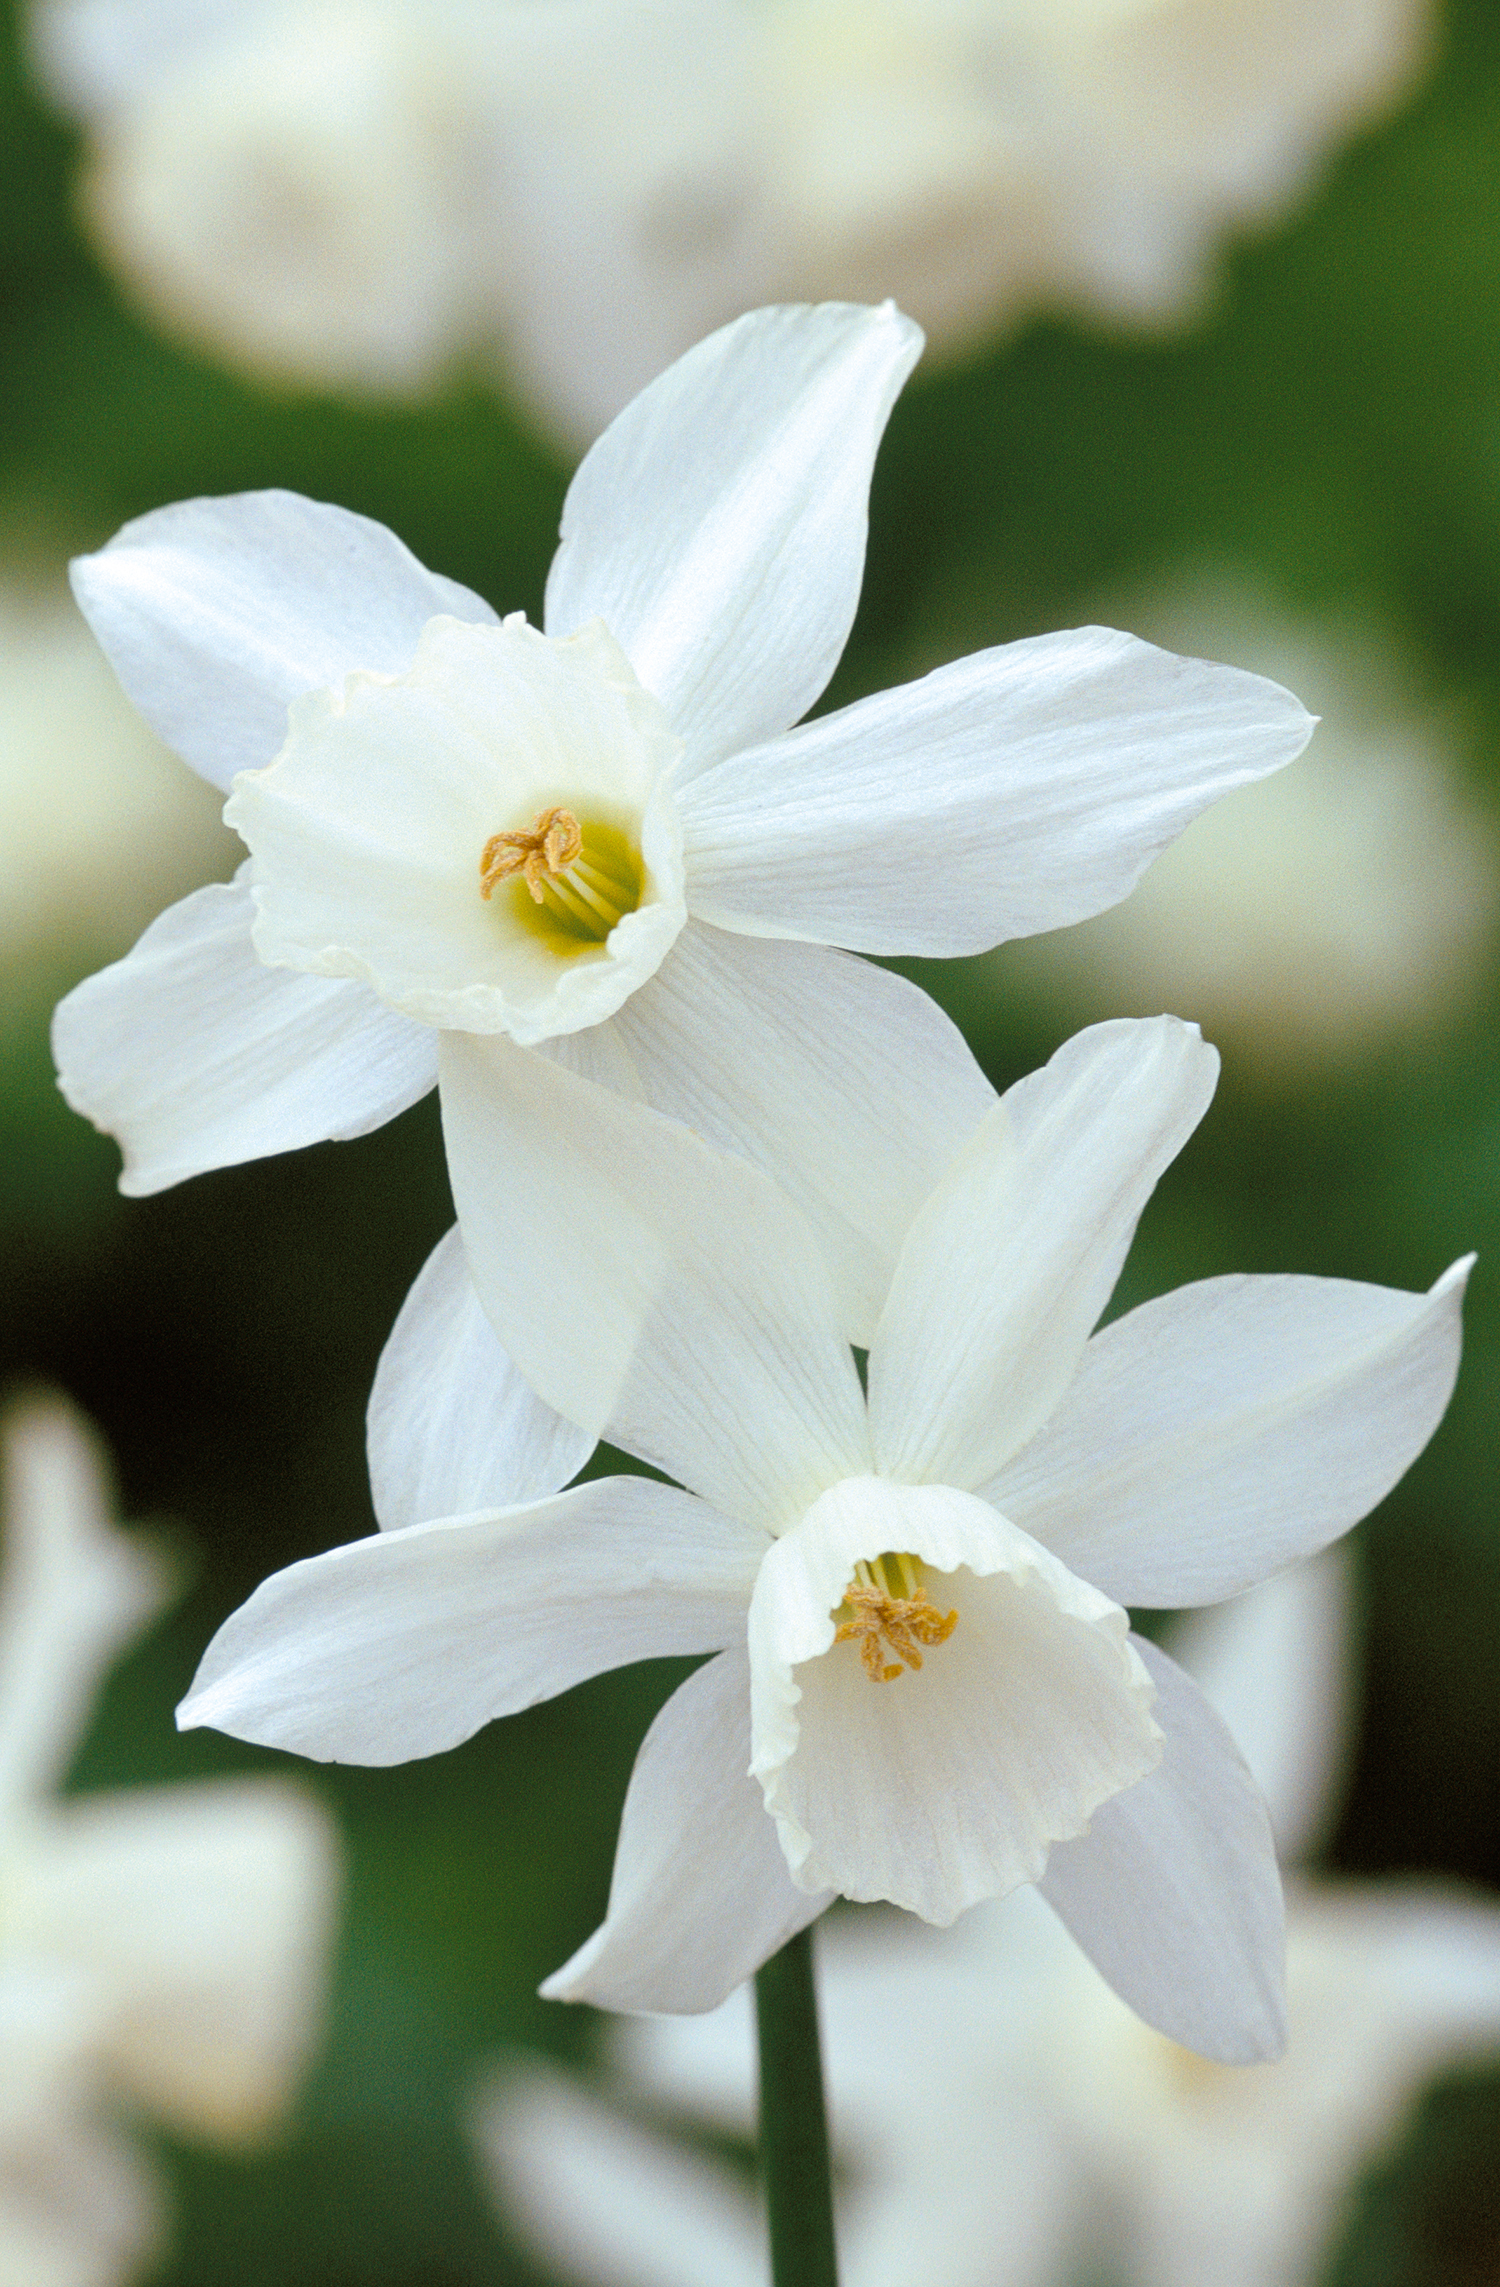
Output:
833 1550 958 1683
480 807 645 954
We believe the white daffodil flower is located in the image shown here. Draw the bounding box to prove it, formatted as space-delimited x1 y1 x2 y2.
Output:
0 1394 340 2287
475 1551 1500 2287
178 1016 1467 2063
51 300 1313 1343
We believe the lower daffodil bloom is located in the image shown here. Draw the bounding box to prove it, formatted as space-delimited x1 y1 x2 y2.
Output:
0 1395 340 2287
53 299 1312 1342
179 1016 1468 2062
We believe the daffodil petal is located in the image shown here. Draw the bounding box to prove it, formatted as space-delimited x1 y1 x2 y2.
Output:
177 1479 762 1763
367 1225 593 1531
20 1782 338 2141
51 874 438 1195
867 1018 1218 1491
541 1648 833 2014
678 628 1315 952
1039 1638 1286 2066
440 1033 870 1531
70 490 497 791
600 922 996 1344
543 301 922 768
748 1479 1160 1924
989 1260 1471 1608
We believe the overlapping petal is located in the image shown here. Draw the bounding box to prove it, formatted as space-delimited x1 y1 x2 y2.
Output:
596 922 996 1343
177 1478 763 1764
440 1034 870 1530
70 489 497 791
677 627 1315 953
51 873 438 1195
867 1018 1218 1491
367 1225 592 1532
989 1260 1472 1607
747 1479 1159 1923
541 1648 833 2015
1039 1640 1286 2065
543 301 922 769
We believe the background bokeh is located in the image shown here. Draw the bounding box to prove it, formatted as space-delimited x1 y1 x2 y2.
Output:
3 1 1499 2279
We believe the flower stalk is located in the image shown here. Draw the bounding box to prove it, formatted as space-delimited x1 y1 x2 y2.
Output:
756 1921 840 2287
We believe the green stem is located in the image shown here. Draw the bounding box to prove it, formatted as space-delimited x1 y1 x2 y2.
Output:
755 1921 840 2287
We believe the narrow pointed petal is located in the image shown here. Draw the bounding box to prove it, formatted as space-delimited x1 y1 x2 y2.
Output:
178 1479 763 1764
71 490 498 791
748 1480 1159 1925
1039 1639 1286 2065
543 302 922 768
21 1781 338 2140
542 1648 833 2014
990 1259 1471 1608
678 628 1315 951
603 922 996 1344
440 1033 870 1532
868 1018 1218 1492
52 875 437 1195
367 1225 592 1532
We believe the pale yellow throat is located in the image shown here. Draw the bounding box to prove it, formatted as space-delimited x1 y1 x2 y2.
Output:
480 806 644 952
834 1551 959 1683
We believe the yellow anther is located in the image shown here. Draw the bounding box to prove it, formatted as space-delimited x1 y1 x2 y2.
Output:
480 806 584 902
833 1556 958 1683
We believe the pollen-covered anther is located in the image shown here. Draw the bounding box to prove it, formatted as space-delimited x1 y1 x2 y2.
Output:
833 1555 958 1683
480 806 584 902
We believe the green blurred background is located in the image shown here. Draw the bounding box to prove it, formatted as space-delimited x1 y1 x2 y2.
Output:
3 0 1499 2279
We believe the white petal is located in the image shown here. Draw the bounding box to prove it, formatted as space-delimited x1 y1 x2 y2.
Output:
177 1479 763 1764
0 1397 168 1821
0 2110 163 2287
542 1648 832 2014
440 1033 870 1531
600 923 996 1344
227 615 687 1042
1040 1638 1286 2065
474 2060 766 2287
868 1018 1219 1492
678 628 1315 952
52 873 437 1195
20 1780 338 2141
70 489 497 791
367 1226 592 1531
1168 1548 1356 1863
748 1479 1160 1925
990 1258 1471 1607
544 302 922 768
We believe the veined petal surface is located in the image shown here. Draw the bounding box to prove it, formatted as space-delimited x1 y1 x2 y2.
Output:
70 490 497 792
868 1018 1218 1492
543 302 922 769
596 922 996 1345
678 628 1314 952
368 1225 592 1532
440 1034 870 1532
51 874 438 1195
748 1479 1160 1925
990 1260 1471 1608
1039 1639 1286 2065
178 1478 762 1764
542 1648 833 2015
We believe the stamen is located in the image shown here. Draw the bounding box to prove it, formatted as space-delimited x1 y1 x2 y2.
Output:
480 806 584 903
479 808 645 950
832 1554 958 1683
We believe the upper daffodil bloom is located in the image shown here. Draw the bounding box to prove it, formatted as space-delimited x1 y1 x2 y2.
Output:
178 1017 1469 2063
53 300 1313 1340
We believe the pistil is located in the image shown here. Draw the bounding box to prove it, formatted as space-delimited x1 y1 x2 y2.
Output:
833 1552 958 1682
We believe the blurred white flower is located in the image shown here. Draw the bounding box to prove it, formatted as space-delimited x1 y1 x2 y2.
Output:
30 0 1431 441
0 1392 340 2287
992 590 1500 1073
0 571 235 982
474 1549 1500 2287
